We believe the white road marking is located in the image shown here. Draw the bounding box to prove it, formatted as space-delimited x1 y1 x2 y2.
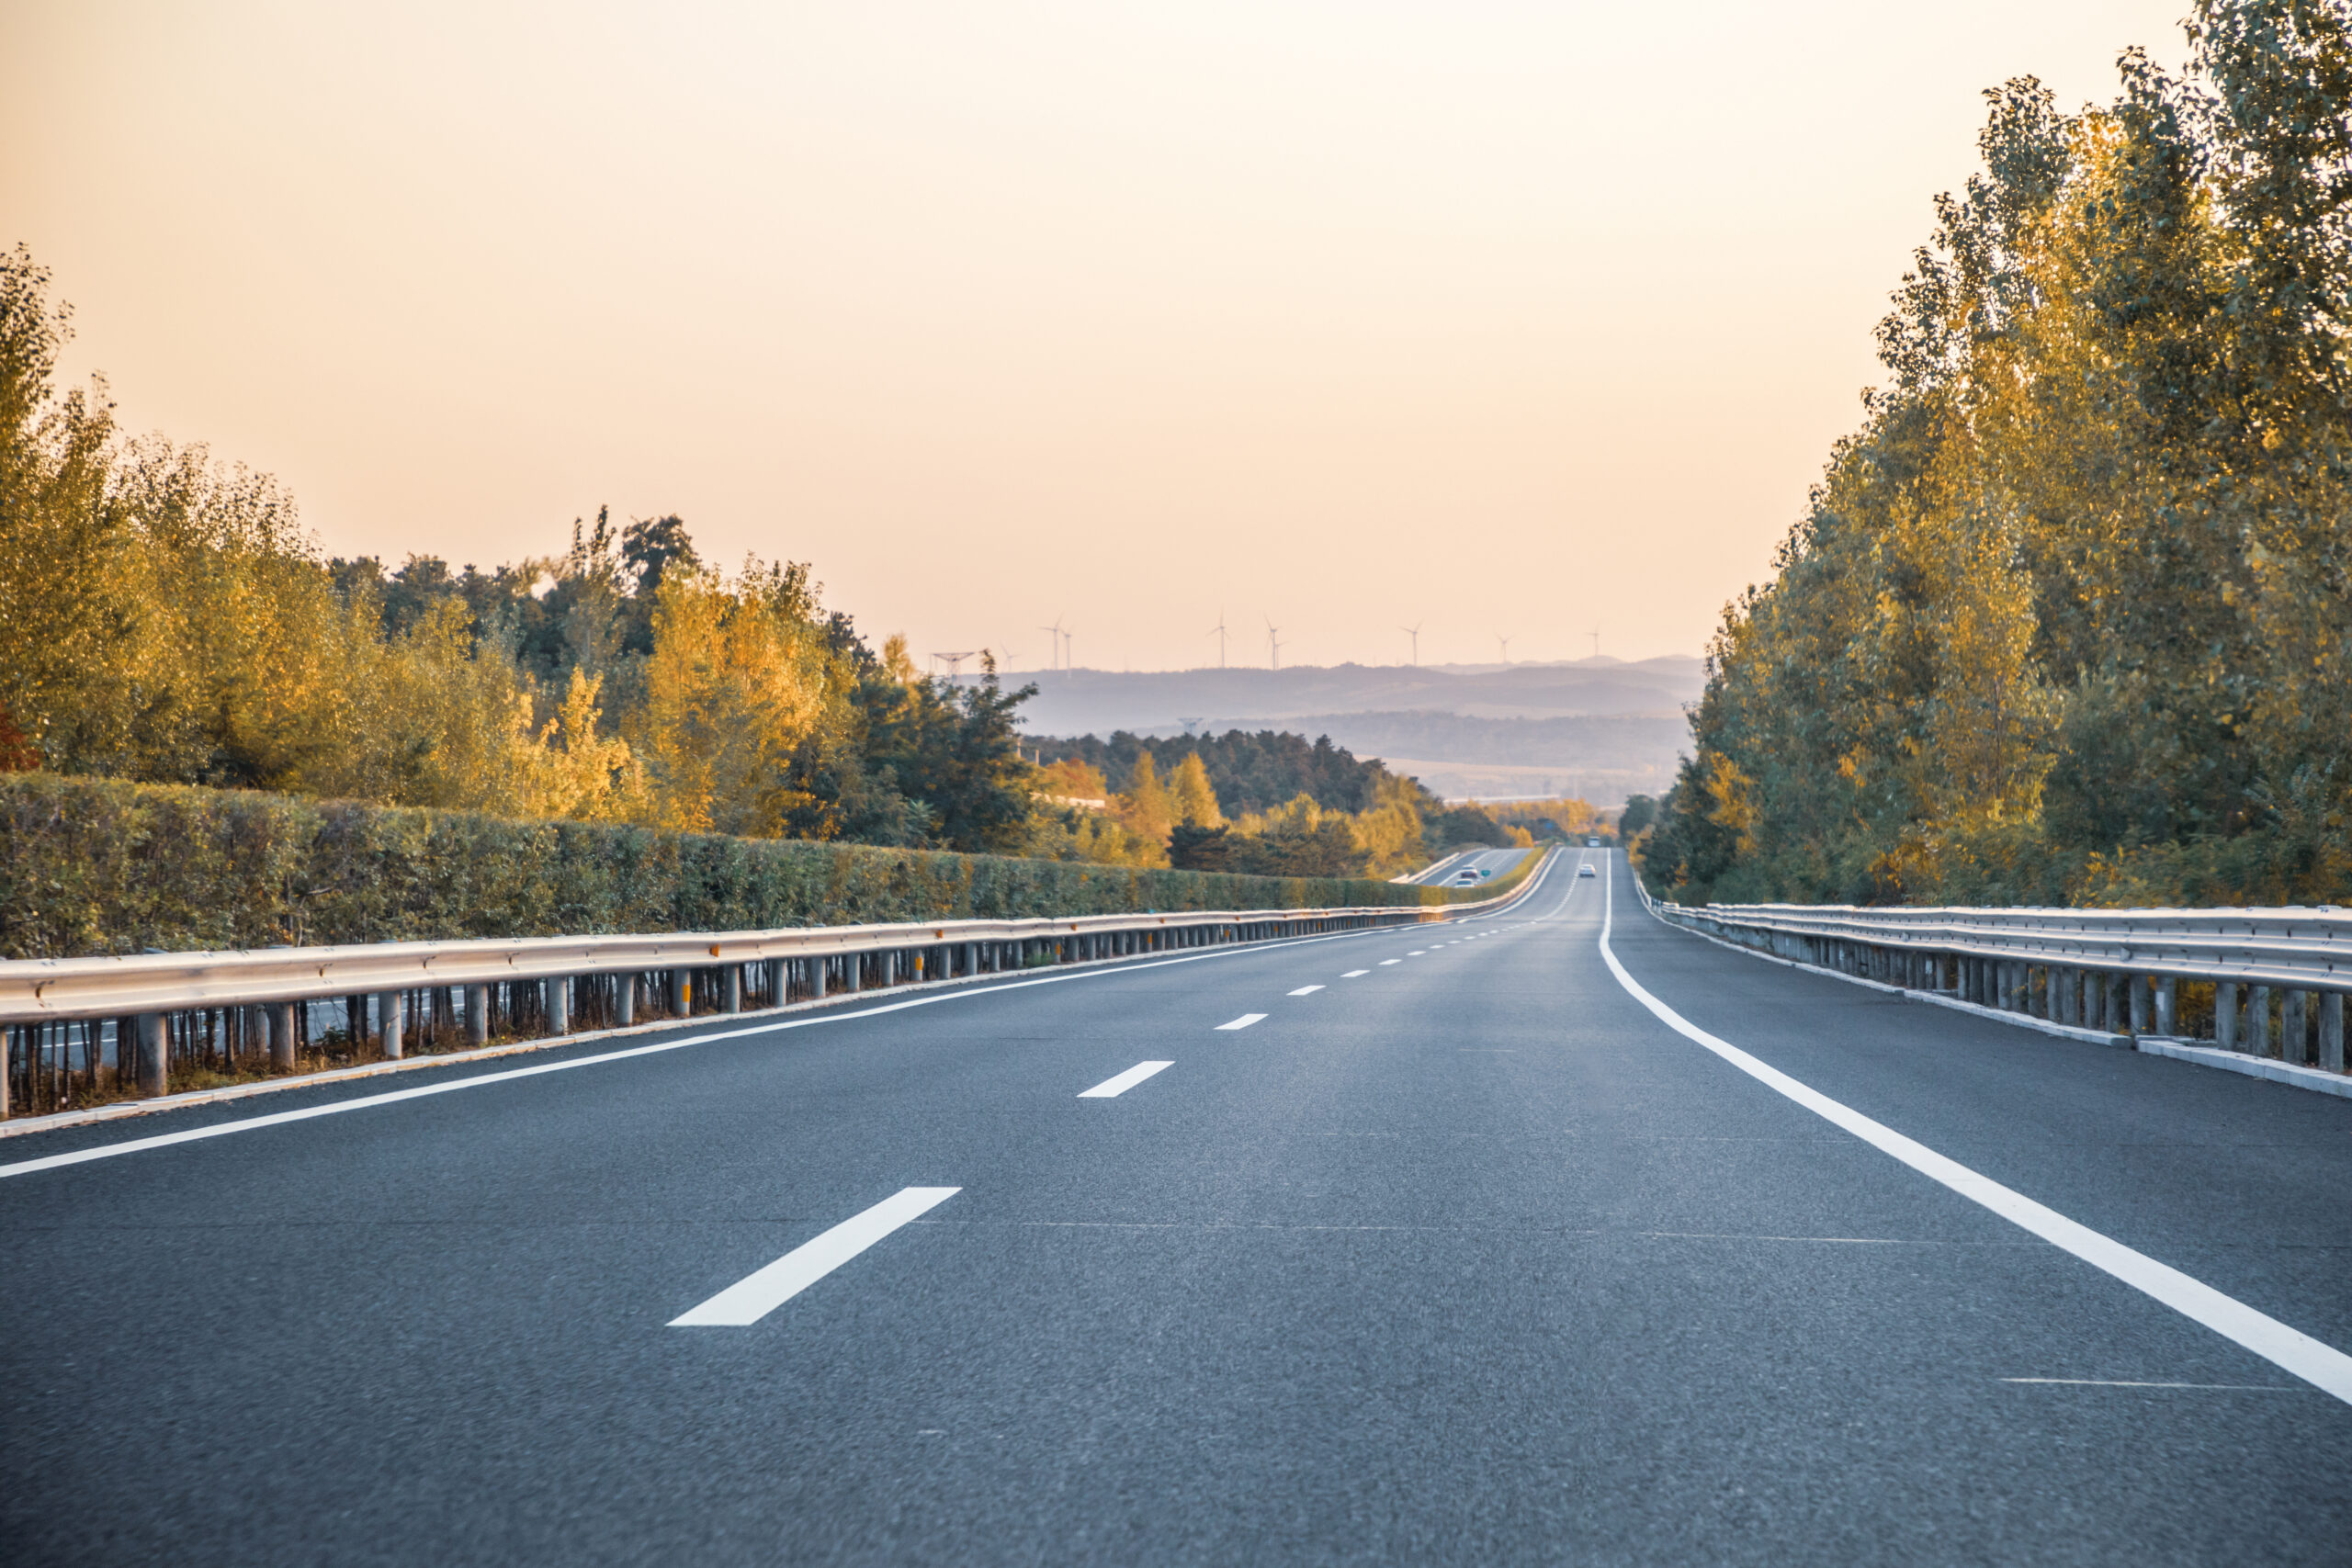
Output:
1340 970 1370 978
1999 1378 2300 1391
1287 986 1324 996
1378 960 1401 966
1600 859 2352 1408
1408 950 1426 955
1080 1060 1173 1098
669 1186 960 1326
1216 1013 1267 1031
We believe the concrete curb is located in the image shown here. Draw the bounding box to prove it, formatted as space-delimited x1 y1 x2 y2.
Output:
2133 1037 2352 1101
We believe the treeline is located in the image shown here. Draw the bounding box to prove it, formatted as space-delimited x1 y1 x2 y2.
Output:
0 244 1036 853
1643 1 2352 909
1027 729 1402 817
1027 732 1553 878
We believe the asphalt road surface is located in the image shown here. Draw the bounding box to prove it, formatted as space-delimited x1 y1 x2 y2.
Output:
6 851 2351 1565
1402 845 1531 886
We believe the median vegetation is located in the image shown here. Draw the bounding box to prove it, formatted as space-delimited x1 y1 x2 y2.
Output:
0 772 1514 961
1642 1 2352 909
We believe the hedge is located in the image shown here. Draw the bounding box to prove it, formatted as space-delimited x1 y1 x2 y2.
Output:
0 773 1487 960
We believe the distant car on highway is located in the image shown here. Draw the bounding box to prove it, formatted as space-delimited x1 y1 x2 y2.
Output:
1578 864 1597 877
1452 870 1479 885
1587 836 1601 847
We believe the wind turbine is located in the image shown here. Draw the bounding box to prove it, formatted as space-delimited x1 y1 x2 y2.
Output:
1496 631 1516 665
1589 630 1600 660
1400 621 1422 667
1037 615 1066 671
1208 609 1228 669
1266 615 1283 671
1062 626 1074 671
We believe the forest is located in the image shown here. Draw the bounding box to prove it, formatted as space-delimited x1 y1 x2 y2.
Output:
1642 0 2352 909
0 246 1532 880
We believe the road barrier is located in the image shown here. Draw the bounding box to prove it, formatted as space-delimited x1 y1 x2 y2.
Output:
1636 876 2349 1077
0 852 1554 1118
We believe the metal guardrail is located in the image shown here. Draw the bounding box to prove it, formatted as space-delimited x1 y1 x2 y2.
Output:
2 852 1555 1116
1635 873 2349 1074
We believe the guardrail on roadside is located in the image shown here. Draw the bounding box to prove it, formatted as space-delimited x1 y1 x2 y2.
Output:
1 852 1555 1117
1632 874 2349 1076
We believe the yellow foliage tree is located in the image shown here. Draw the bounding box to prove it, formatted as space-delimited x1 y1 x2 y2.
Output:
1168 751 1224 828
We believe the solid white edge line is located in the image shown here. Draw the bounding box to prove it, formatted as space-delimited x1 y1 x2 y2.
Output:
1078 1060 1174 1098
1216 1013 1268 1031
1597 858 2352 1407
669 1186 960 1326
2 852 1566 1181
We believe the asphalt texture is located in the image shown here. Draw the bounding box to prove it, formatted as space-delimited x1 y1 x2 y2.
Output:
6 851 2351 1565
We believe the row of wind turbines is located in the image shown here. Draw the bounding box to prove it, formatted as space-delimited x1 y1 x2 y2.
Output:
936 615 1600 678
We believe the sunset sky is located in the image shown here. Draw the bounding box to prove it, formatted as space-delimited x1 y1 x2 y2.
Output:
6 1 2188 672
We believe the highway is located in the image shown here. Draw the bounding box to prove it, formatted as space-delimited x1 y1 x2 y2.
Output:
1402 844 1531 886
6 851 2350 1564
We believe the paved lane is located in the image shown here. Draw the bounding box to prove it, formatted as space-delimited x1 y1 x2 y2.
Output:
6 852 2349 1563
1402 845 1530 886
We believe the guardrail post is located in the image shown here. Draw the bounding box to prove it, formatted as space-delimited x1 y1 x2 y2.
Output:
2217 982 2239 1048
2130 976 2151 1036
2283 989 2308 1066
616 975 636 1027
2322 992 2345 1073
379 991 404 1059
844 953 862 994
547 977 571 1034
2250 985 2273 1057
272 1002 297 1069
134 1012 167 1095
723 965 742 1014
466 984 491 1047
2154 976 2177 1038
2101 974 2125 1032
809 958 828 998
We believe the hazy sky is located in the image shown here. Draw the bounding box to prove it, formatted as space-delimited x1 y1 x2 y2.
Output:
6 1 2189 673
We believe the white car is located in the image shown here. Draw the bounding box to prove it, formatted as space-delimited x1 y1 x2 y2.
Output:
1577 864 1597 878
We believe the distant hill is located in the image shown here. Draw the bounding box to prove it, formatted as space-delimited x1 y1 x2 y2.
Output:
1012 657 1701 805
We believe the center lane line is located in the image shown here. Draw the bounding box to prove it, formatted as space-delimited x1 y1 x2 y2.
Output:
1079 1061 1174 1098
1216 1013 1268 1031
1340 970 1370 978
669 1186 960 1326
1287 985 1324 996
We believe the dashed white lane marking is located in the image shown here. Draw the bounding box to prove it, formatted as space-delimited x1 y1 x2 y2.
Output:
1600 858 2352 1408
1340 970 1370 978
1378 960 1401 966
669 1186 960 1326
1408 950 1427 955
1080 1061 1174 1098
1288 986 1325 997
1216 1013 1268 1031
